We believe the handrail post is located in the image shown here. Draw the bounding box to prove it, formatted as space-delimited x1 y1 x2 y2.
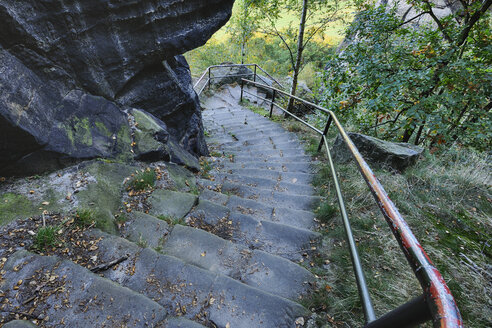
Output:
318 116 333 152
240 79 244 102
254 64 257 82
323 135 376 324
208 68 211 90
269 90 276 118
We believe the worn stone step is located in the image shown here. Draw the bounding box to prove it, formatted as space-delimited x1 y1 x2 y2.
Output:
206 132 300 146
199 182 320 219
216 141 306 153
215 128 292 140
0 250 189 327
199 174 315 196
209 169 314 186
218 181 321 212
217 134 300 147
148 189 198 219
122 213 316 299
211 149 308 161
231 154 313 163
87 230 310 328
162 225 315 301
187 199 320 262
211 159 315 174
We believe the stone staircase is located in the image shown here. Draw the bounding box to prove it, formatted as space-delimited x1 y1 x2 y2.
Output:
0 85 322 328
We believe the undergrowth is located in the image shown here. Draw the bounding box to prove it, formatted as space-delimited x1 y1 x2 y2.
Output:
285 118 491 327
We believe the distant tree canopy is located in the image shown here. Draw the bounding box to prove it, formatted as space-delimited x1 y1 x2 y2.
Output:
318 0 491 150
229 0 345 108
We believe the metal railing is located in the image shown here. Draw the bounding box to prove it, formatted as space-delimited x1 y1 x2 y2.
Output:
195 64 463 328
193 64 284 96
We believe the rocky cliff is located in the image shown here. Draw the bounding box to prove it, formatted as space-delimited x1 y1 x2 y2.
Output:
0 0 235 176
376 0 463 26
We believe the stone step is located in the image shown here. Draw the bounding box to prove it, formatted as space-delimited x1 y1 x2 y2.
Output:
187 199 320 262
212 180 321 213
211 148 309 161
211 159 315 174
86 230 310 328
121 213 316 301
232 154 313 164
215 141 306 153
205 130 300 144
217 134 301 148
0 250 204 328
199 174 315 196
199 184 320 222
209 169 314 186
161 225 316 301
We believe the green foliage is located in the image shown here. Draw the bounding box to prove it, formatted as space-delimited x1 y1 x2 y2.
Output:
127 169 156 191
33 226 59 251
317 2 492 150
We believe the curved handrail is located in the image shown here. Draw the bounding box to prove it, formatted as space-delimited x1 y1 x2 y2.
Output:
240 78 463 328
193 64 284 94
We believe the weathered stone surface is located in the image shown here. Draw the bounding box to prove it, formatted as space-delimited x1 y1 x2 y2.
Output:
210 65 255 87
333 132 424 171
0 250 168 327
122 211 170 249
377 0 462 28
2 320 37 328
149 189 198 219
0 0 234 175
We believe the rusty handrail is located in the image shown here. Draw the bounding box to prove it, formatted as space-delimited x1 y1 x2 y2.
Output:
239 78 463 328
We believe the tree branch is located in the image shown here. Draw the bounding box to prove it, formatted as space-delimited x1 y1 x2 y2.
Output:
422 0 453 43
457 0 492 46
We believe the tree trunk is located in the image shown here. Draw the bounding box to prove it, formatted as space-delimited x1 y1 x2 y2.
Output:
287 0 308 112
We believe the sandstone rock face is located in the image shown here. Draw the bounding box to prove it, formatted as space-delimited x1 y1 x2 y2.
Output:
377 0 463 27
333 132 424 171
0 0 234 176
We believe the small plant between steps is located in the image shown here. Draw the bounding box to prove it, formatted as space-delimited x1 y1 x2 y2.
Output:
33 225 59 251
126 168 156 191
158 215 186 226
75 208 96 227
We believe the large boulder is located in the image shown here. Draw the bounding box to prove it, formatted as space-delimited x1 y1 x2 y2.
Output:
0 0 235 176
377 0 462 28
332 133 424 171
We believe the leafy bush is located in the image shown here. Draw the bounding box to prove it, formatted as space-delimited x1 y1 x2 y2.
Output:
318 3 491 150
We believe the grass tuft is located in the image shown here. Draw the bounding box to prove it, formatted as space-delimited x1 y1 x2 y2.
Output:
75 208 96 227
33 226 59 251
127 169 156 191
158 215 186 226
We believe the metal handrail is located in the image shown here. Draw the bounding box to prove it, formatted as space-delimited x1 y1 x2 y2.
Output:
236 78 463 328
193 64 284 96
